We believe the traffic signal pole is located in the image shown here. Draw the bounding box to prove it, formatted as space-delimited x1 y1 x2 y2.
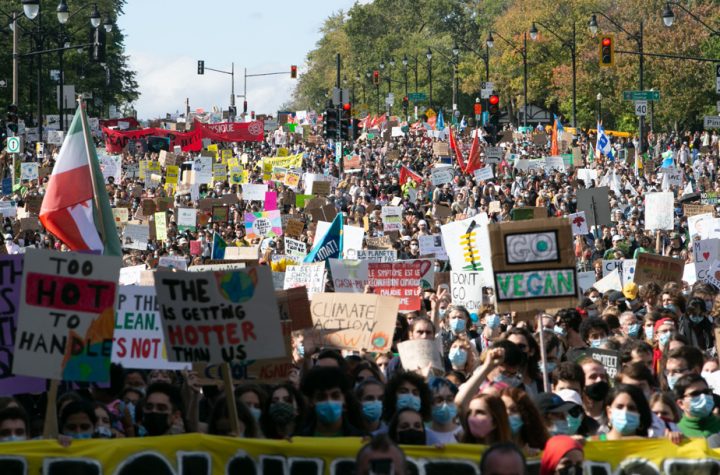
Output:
337 53 343 174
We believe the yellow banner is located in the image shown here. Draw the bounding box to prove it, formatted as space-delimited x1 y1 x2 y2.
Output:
262 153 303 170
0 435 716 475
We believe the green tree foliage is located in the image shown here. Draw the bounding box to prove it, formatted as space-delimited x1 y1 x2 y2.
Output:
292 0 720 132
0 0 138 122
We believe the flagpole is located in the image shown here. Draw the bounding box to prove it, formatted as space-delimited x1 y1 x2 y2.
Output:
77 97 108 245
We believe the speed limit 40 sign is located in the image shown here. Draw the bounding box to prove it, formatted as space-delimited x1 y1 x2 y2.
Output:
6 136 22 154
634 100 648 117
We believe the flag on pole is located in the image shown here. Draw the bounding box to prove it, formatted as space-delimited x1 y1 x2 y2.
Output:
211 231 227 259
39 102 121 256
399 165 423 185
305 213 343 263
464 128 482 175
436 110 445 131
449 127 466 170
550 115 560 156
596 122 615 162
587 143 595 163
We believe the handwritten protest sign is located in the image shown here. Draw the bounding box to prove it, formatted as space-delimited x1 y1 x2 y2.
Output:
158 256 188 271
307 293 399 352
13 249 121 381
244 210 282 240
283 262 326 297
451 271 485 321
112 286 188 370
354 250 397 262
418 234 448 260
154 212 168 241
473 165 494 182
694 239 720 282
441 214 494 286
329 259 369 293
684 204 715 217
431 167 454 186
568 212 588 235
154 267 285 364
177 208 197 232
381 206 403 232
284 238 307 262
644 192 674 230
397 339 443 374
367 260 434 311
634 253 683 285
0 256 44 395
242 184 268 201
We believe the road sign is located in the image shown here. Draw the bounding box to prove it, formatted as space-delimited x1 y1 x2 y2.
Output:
481 82 495 90
481 89 492 99
623 90 660 101
335 141 342 160
634 100 648 117
716 65 720 94
332 88 351 106
704 116 720 129
6 137 22 154
408 92 427 102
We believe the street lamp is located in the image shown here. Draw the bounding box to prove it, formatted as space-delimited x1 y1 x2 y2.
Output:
21 0 39 20
103 16 113 33
452 42 460 112
488 30 528 128
89 4 100 28
402 54 408 99
588 14 598 35
56 0 68 24
486 33 494 48
662 3 675 27
596 93 602 123
660 1 720 35
530 20 578 127
426 47 433 107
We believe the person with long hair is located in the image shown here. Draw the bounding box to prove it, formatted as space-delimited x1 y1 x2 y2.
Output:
500 387 549 451
590 384 652 440
387 408 427 446
459 393 511 445
261 383 306 440
382 372 432 424
355 378 386 435
446 337 479 379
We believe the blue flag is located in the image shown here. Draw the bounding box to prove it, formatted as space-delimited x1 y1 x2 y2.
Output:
661 151 674 168
436 110 445 131
554 114 564 133
211 232 227 259
304 213 343 263
596 123 614 162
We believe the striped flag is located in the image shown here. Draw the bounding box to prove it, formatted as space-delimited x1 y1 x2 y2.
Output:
40 103 121 255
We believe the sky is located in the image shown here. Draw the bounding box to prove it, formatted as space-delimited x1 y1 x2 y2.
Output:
117 0 365 120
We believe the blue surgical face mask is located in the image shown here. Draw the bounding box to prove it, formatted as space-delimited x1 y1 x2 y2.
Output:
486 314 500 329
69 432 93 440
666 304 678 314
449 348 468 366
431 403 457 424
658 332 672 347
438 308 447 319
315 400 343 424
0 435 26 443
508 414 524 435
362 400 383 422
396 393 422 412
666 373 682 391
627 323 641 338
95 426 113 439
549 419 570 435
538 361 557 374
590 338 608 348
611 409 640 435
450 318 466 333
689 393 714 419
296 342 305 357
249 407 262 422
566 414 583 435
553 325 566 337
705 300 714 312
644 327 654 341
689 315 705 325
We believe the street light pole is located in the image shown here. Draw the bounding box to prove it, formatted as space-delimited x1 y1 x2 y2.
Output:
488 31 528 128
427 48 433 108
596 93 602 123
403 55 408 99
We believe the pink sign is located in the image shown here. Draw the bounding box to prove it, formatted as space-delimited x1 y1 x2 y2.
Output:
265 191 278 211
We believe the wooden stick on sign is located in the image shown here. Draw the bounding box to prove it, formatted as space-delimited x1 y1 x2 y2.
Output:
43 379 59 438
221 362 241 436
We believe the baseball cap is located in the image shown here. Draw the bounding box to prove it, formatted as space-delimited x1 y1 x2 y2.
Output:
612 235 622 242
534 392 577 414
555 389 583 407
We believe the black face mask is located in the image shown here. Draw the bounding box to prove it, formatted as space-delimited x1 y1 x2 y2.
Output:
396 429 425 445
143 412 170 436
585 381 610 402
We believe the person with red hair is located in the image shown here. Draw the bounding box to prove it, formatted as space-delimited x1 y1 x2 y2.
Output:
539 435 584 475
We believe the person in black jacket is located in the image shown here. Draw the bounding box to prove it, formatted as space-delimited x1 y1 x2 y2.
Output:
678 297 715 353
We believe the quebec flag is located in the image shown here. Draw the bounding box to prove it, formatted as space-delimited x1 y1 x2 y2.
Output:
596 123 614 162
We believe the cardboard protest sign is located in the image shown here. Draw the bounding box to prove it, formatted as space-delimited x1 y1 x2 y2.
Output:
432 142 450 157
283 262 326 297
212 206 229 225
284 238 307 262
441 214 494 286
329 259 369 293
13 250 121 381
285 218 305 238
576 187 611 228
112 286 188 370
367 259 434 311
568 212 589 236
451 271 485 321
244 210 282 240
644 192 674 230
311 180 331 196
684 204 715 217
0 256 45 395
366 236 394 250
397 339 443 374
634 253 683 285
694 239 720 282
307 293 399 352
154 267 286 364
488 218 577 313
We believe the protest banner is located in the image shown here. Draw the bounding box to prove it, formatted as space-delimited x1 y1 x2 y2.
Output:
397 339 444 374
176 208 197 232
0 256 45 395
634 253 684 285
418 234 448 260
488 217 577 313
0 435 718 475
644 192 675 230
308 293 399 352
568 212 588 235
223 246 260 261
188 263 246 272
622 259 636 285
329 258 369 293
112 286 188 370
119 265 146 286
544 156 565 172
244 210 282 240
283 237 307 262
367 259 434 311
154 266 285 364
343 154 361 170
441 214 494 286
576 187 611 227
283 262 326 297
13 249 121 381
576 168 598 186
451 271 485 321
567 348 621 380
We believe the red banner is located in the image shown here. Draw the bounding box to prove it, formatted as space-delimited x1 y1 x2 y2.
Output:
99 117 141 130
102 127 202 154
193 119 264 142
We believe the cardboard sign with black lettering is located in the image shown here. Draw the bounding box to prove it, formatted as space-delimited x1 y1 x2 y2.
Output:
634 253 683 285
488 218 578 313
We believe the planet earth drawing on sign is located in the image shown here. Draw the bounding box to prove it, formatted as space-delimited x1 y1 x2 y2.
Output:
215 268 258 303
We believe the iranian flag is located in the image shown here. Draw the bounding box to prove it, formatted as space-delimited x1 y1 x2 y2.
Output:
40 104 121 256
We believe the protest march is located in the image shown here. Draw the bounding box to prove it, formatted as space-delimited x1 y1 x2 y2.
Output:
3 1 720 474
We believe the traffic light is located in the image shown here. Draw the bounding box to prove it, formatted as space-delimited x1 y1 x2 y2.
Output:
290 65 297 78
324 108 339 139
402 96 409 115
352 118 361 140
372 70 380 86
243 100 248 114
599 36 614 67
90 27 106 63
488 94 500 145
198 60 205 75
340 103 352 141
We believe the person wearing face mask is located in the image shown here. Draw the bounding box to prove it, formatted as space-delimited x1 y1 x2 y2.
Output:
356 379 387 436
459 393 511 445
674 374 720 437
677 298 714 352
382 372 432 425
579 358 610 431
500 388 549 451
579 317 610 349
652 318 677 375
446 338 477 379
539 435 585 475
618 311 642 340
591 384 652 440
139 383 186 437
388 408 427 445
208 397 258 438
262 383 306 440
438 305 476 356
0 407 29 443
235 384 267 430
60 401 97 441
535 393 580 437
299 366 366 437
474 309 502 353
555 308 586 350
426 378 462 445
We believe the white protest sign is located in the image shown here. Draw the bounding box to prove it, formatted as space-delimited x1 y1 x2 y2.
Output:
683 263 697 286
112 286 189 370
119 265 147 286
284 237 307 262
473 165 494 182
695 239 720 282
20 163 39 181
381 206 403 232
158 256 188 271
568 212 589 236
577 271 597 293
122 223 149 250
284 262 326 297
661 167 683 189
644 192 674 230
688 213 720 241
355 250 397 262
154 267 286 363
242 183 268 201
397 339 443 374
177 208 197 232
577 168 599 186
98 155 122 183
314 221 364 258
192 156 213 184
593 269 622 293
602 259 623 277
329 258 369 293
544 156 565 172
451 271 485 321
622 259 636 285
431 167 454 186
441 213 494 286
418 234 448 260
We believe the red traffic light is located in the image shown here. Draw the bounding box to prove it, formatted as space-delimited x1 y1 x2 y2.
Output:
290 65 297 78
489 95 499 105
601 37 611 47
342 103 351 111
